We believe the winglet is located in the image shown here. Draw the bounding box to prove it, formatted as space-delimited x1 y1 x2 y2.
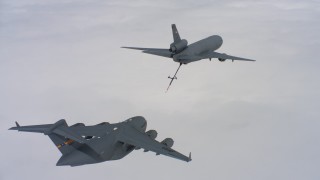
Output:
188 152 192 162
15 121 20 128
9 121 21 130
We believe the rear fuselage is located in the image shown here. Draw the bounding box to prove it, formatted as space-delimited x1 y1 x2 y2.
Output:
56 117 147 166
174 35 223 64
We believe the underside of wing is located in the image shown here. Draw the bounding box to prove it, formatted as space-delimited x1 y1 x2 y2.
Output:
122 47 172 58
204 51 256 61
118 126 191 162
142 50 172 58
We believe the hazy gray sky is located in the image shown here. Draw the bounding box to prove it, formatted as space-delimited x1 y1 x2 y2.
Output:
1 0 320 180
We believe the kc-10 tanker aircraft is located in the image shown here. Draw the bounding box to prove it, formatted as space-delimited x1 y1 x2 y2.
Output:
123 24 256 91
9 116 191 166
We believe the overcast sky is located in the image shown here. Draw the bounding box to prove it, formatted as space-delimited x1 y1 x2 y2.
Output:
1 0 320 180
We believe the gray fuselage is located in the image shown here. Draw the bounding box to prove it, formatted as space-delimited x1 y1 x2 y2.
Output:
56 117 147 166
174 35 223 64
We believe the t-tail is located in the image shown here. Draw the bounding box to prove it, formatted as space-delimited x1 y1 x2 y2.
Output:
169 24 188 54
9 120 84 156
171 24 181 43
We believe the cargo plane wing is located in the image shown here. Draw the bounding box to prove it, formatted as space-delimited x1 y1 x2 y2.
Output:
9 116 191 166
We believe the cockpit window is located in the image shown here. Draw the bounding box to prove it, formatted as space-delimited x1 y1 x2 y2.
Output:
97 122 110 125
125 119 133 122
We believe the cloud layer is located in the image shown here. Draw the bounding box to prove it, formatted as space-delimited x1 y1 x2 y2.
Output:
1 0 320 180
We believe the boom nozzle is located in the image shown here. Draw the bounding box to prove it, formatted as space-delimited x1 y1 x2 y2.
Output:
168 76 177 80
166 63 183 92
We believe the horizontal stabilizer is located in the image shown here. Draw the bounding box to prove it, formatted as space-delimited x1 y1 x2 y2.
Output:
121 46 172 58
53 126 85 144
122 47 167 51
9 123 51 133
142 50 172 58
45 119 85 143
9 120 85 143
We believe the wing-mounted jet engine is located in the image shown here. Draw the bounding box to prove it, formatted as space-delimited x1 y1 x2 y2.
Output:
146 130 158 139
218 58 226 62
218 53 227 62
156 138 174 155
161 138 174 148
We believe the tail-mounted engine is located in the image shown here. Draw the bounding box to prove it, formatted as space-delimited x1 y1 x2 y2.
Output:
169 39 188 53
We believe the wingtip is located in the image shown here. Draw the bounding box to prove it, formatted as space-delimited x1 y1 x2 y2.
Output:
9 121 20 130
121 46 133 49
188 152 192 162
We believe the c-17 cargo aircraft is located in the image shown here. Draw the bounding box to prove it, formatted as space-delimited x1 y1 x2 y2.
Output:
122 24 256 91
9 116 191 166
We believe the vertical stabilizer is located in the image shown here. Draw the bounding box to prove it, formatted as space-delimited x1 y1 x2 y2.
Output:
171 24 181 43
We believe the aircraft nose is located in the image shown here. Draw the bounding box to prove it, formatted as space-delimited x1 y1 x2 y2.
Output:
213 35 223 44
210 35 223 49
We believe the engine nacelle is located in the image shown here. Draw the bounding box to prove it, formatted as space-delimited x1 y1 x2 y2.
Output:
146 130 158 139
218 53 227 62
169 39 188 53
161 138 174 148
